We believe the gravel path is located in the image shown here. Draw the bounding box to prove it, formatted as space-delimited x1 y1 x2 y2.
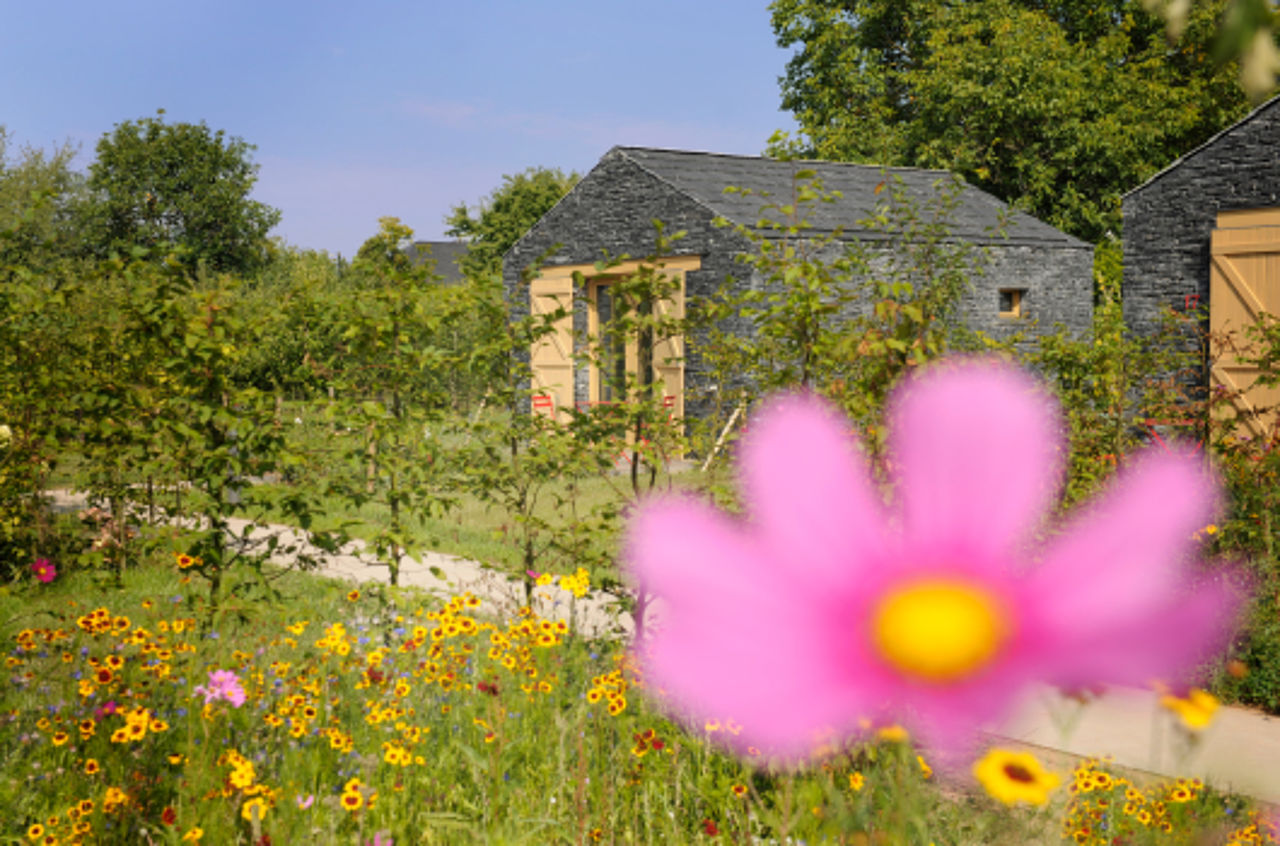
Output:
46 488 638 640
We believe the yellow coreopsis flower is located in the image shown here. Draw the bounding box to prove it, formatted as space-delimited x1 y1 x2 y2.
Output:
973 748 1061 806
1159 687 1219 731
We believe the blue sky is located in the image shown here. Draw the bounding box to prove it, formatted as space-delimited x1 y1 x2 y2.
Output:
2 1 798 258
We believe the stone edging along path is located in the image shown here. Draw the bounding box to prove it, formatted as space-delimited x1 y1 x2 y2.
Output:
44 490 1280 806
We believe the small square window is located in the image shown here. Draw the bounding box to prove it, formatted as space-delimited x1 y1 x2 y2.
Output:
998 288 1025 318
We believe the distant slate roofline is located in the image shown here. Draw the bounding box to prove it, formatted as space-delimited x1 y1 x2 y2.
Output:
607 146 1087 249
1124 94 1280 200
407 240 468 284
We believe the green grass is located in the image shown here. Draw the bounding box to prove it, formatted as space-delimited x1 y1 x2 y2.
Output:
245 402 711 575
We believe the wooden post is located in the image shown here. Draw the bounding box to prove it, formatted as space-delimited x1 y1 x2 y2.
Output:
701 402 745 472
365 423 378 495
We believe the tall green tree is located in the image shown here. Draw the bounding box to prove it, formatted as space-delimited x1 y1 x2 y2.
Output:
0 129 89 277
84 111 280 275
444 166 578 280
331 217 458 586
770 0 1255 242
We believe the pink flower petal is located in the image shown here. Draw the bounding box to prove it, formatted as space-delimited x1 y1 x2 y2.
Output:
628 498 875 755
1031 448 1220 631
740 394 890 580
889 360 1062 563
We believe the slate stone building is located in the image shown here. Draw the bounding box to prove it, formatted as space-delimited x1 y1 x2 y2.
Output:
503 146 1092 421
1122 95 1280 434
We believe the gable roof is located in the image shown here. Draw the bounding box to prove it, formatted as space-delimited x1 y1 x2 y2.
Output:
1124 94 1280 200
406 240 468 284
611 146 1086 248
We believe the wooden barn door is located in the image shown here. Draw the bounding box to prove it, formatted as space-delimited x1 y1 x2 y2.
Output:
528 273 574 419
1210 208 1280 438
651 270 686 421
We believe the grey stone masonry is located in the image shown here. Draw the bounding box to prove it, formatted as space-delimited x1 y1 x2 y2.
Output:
1123 95 1280 338
504 147 1094 419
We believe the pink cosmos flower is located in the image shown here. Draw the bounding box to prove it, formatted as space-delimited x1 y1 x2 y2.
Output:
626 359 1242 761
31 558 56 584
193 669 247 708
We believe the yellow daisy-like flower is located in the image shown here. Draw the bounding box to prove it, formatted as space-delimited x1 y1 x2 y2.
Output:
340 791 363 812
229 764 255 790
849 772 865 792
346 590 360 602
241 797 269 822
972 748 1061 806
1159 687 1219 731
917 755 933 780
181 826 203 842
876 724 910 743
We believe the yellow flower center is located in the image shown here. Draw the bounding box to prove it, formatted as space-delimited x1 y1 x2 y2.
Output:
871 579 1010 683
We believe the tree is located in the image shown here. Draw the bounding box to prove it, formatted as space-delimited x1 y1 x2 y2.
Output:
770 0 1254 242
444 166 578 280
0 128 89 277
84 111 280 275
331 217 459 586
1144 0 1280 99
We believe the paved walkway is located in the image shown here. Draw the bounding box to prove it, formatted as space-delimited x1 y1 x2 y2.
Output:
996 685 1280 806
48 490 1280 806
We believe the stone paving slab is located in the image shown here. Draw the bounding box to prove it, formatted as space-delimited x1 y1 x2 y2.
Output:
991 685 1280 806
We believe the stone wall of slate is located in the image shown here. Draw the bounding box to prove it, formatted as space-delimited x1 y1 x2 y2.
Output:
1122 100 1280 339
741 238 1093 356
966 243 1094 344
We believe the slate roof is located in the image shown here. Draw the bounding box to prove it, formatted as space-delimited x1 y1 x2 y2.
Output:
612 146 1086 248
1122 94 1280 199
406 240 468 284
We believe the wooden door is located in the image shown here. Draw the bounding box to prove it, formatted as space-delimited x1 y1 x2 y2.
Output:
651 271 685 421
1210 207 1280 438
528 274 574 419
